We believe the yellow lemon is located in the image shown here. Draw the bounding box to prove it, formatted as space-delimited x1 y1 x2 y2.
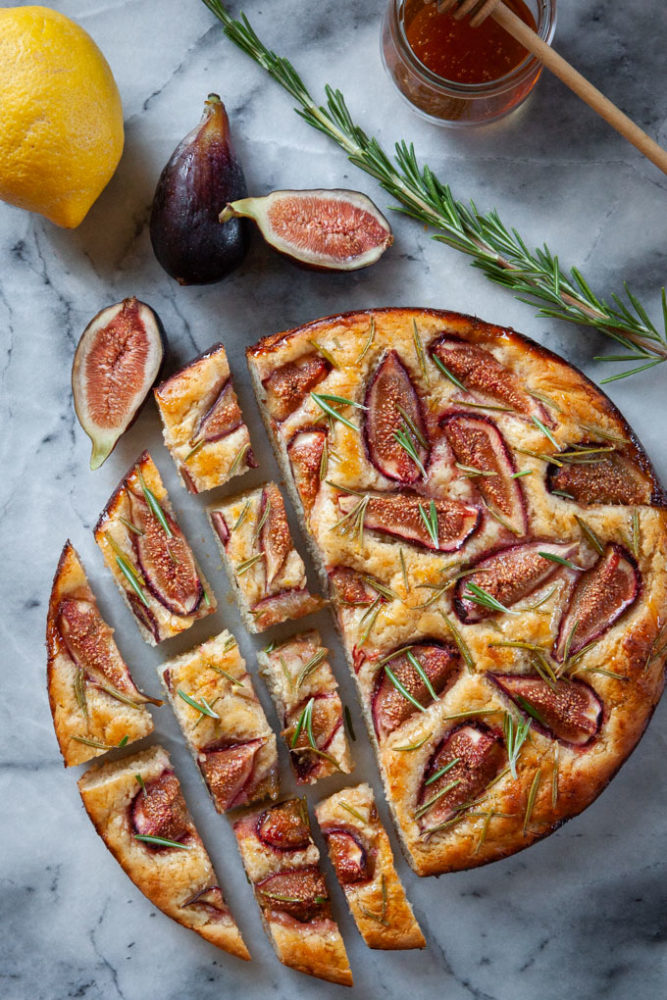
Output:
0 6 124 228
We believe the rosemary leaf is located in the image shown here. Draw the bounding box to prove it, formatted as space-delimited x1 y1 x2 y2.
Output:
394 424 427 476
406 650 437 701
523 770 542 835
135 834 191 850
135 773 146 793
412 320 429 381
392 732 432 752
418 500 440 549
504 712 531 779
339 800 366 824
118 515 144 536
296 648 328 689
464 582 518 616
236 552 264 576
574 515 605 555
138 472 173 538
177 688 220 718
384 664 427 713
308 338 339 368
431 352 467 391
73 668 88 719
415 779 462 820
355 316 376 363
232 499 252 531
424 756 460 787
439 611 475 672
228 441 251 477
538 550 582 571
551 744 559 807
531 416 559 449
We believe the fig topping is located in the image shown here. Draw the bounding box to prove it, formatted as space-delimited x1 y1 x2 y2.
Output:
554 543 639 661
417 724 504 829
127 592 161 644
255 867 329 922
373 642 461 740
441 412 527 534
547 448 652 505
132 770 191 845
191 378 242 445
491 674 602 745
210 509 230 546
129 490 203 617
198 738 265 812
150 94 249 285
337 491 480 552
454 540 578 623
286 695 341 779
251 588 322 631
324 829 370 884
329 566 376 606
263 354 330 421
256 799 311 852
287 427 327 518
259 484 292 588
72 298 164 470
364 351 429 483
220 189 393 271
182 885 228 916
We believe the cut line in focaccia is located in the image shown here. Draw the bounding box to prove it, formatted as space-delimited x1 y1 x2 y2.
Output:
47 541 157 766
233 798 352 986
207 481 324 632
95 451 216 644
154 343 256 494
247 308 667 877
78 745 249 960
315 783 425 950
257 630 353 784
158 630 279 812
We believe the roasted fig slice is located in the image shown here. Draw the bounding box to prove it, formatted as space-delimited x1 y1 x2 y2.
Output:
287 427 327 518
182 885 229 917
191 378 242 446
259 483 292 588
220 189 392 271
150 94 249 284
256 799 311 852
131 770 192 845
72 298 164 470
128 490 203 616
546 447 653 506
417 724 505 830
441 412 527 534
554 543 639 662
263 354 330 421
337 491 480 552
251 588 324 632
285 695 342 779
373 642 461 740
454 540 578 623
329 566 376 606
491 674 602 746
255 867 329 921
323 829 370 884
198 738 265 812
364 351 429 483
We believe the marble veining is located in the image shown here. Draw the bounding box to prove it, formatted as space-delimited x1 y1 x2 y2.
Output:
1 1 666 998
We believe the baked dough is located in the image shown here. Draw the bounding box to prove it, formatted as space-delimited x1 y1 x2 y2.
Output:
247 308 667 876
158 629 279 811
315 783 425 950
78 745 249 960
154 343 255 494
47 541 155 766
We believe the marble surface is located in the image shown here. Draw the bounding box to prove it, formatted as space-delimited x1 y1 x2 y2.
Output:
1 1 666 998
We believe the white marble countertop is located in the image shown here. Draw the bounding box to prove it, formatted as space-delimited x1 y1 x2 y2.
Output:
1 2 666 998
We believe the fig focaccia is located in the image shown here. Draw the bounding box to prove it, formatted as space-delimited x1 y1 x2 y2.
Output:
78 745 249 960
247 307 667 877
154 343 256 494
95 451 216 644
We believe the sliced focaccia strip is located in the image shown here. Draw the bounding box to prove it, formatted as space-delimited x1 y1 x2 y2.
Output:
315 783 425 950
233 799 352 986
208 482 324 633
257 630 353 784
47 541 157 766
158 630 279 811
95 451 216 644
78 745 249 960
154 343 256 494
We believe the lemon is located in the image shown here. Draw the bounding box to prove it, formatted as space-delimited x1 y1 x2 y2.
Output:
0 6 124 228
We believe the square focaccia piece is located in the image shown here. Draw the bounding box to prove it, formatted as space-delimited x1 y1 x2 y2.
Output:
154 343 256 494
247 308 667 876
233 798 352 986
207 481 324 632
95 451 216 644
78 745 249 960
257 630 353 784
47 541 157 766
315 783 425 950
158 630 279 812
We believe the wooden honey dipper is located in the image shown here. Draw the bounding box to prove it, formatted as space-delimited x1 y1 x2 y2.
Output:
437 0 667 174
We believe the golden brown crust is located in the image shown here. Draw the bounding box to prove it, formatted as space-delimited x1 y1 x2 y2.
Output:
78 745 250 960
47 541 154 766
247 308 667 877
315 783 425 950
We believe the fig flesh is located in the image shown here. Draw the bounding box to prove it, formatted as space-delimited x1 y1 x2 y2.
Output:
337 491 480 552
364 351 429 483
287 427 327 518
150 94 249 284
454 540 578 623
285 695 341 780
72 298 164 470
263 354 330 421
546 448 652 506
324 829 370 884
259 483 291 588
554 543 639 662
329 566 377 606
418 724 504 830
256 800 311 852
491 674 602 746
198 738 265 812
191 378 242 445
373 642 461 740
220 189 392 271
132 770 192 845
256 867 329 922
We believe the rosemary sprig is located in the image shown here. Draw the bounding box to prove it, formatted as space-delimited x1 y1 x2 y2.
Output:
118 515 143 536
406 650 437 701
73 668 88 718
394 424 427 477
290 697 314 747
384 664 427 713
339 800 366 824
358 595 382 645
412 320 429 380
138 472 172 538
252 497 271 543
232 499 252 531
356 316 375 363
105 532 149 607
201 0 667 381
72 734 128 751
357 875 389 926
523 770 542 835
630 509 641 558
531 416 559 449
538 550 582 571
177 688 220 718
135 773 146 793
439 611 475 672
392 732 432 752
229 441 251 477
296 648 328 689
331 493 369 548
431 352 467 391
574 515 605 555
308 338 339 369
463 582 518 616
415 779 461 820
135 834 191 850
424 756 460 787
311 392 365 431
504 713 531 780
418 500 440 549
236 552 264 575
511 468 533 479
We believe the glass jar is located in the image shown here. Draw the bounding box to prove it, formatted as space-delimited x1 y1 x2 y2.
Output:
381 0 557 127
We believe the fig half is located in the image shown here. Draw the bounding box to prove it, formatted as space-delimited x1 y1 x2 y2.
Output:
72 298 164 469
220 189 393 271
